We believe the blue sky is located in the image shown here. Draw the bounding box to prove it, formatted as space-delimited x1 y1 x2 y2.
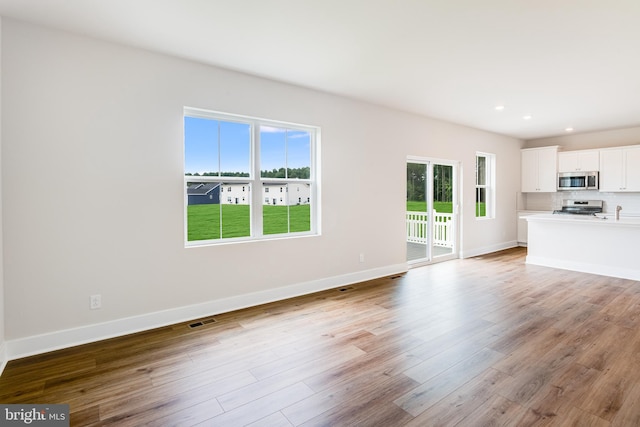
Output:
184 117 310 176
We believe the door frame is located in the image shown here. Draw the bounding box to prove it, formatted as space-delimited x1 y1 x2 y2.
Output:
406 155 460 266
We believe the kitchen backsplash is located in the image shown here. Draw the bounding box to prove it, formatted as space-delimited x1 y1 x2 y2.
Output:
521 191 640 217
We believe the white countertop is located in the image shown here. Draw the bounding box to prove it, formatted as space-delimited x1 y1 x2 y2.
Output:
522 213 640 227
525 212 640 280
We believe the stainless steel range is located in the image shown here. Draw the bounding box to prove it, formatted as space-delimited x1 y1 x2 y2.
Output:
553 199 603 216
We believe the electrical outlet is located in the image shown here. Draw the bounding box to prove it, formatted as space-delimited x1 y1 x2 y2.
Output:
90 294 102 310
359 253 365 263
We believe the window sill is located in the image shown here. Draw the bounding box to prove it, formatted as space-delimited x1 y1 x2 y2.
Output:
185 231 321 248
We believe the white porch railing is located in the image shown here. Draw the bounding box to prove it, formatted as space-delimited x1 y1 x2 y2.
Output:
406 210 453 248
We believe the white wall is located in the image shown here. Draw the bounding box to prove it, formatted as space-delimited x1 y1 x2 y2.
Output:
0 17 5 371
525 126 640 150
1 18 522 358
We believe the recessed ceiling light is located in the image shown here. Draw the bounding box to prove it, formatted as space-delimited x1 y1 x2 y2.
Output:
523 115 532 120
495 105 505 111
565 127 574 132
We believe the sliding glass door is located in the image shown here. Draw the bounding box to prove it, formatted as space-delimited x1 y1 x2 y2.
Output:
406 158 458 264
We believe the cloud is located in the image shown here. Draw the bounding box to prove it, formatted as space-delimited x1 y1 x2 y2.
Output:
260 127 310 139
260 126 286 133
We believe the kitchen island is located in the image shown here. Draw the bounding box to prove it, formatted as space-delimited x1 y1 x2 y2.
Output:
524 213 640 280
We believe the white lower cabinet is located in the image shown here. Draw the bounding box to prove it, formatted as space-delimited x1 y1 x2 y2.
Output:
517 211 550 245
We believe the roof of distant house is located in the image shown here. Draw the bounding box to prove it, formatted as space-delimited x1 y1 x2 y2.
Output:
187 183 220 195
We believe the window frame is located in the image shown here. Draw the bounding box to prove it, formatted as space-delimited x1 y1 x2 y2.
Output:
184 107 320 246
475 152 495 219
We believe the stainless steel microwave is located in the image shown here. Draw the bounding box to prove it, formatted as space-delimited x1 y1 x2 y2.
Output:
557 171 599 190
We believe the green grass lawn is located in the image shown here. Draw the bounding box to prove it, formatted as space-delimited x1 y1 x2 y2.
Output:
407 201 453 213
263 205 311 235
406 200 486 216
190 201 484 242
187 204 310 241
475 203 486 217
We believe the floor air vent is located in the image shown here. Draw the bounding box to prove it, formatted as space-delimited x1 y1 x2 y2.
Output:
188 317 217 328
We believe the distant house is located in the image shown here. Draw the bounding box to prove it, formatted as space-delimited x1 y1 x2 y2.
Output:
188 182 311 206
263 182 310 206
187 183 220 205
220 183 250 205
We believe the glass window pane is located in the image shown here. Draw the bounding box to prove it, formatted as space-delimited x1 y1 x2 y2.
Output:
261 127 311 179
186 181 221 241
263 183 289 234
186 182 250 241
406 163 427 212
262 183 312 235
290 183 311 232
219 181 251 238
184 117 219 176
287 130 311 179
476 156 486 185
433 164 453 211
476 187 486 217
261 126 287 178
220 121 251 177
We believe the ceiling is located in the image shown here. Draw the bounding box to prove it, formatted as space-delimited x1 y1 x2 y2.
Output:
1 0 639 140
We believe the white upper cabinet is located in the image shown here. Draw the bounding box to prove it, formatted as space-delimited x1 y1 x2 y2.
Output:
599 145 640 192
521 146 558 192
558 150 600 172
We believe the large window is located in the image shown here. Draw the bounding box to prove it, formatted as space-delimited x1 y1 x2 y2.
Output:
475 152 495 218
184 108 319 245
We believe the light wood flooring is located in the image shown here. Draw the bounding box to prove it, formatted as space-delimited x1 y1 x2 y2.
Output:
2 247 640 426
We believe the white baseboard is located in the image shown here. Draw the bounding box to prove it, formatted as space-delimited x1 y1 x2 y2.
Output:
526 255 640 281
460 240 518 259
5 263 407 361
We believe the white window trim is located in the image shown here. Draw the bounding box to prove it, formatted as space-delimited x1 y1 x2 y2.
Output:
184 107 321 246
475 152 496 219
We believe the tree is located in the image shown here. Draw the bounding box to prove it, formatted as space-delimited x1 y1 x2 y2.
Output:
406 163 426 201
433 164 452 202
